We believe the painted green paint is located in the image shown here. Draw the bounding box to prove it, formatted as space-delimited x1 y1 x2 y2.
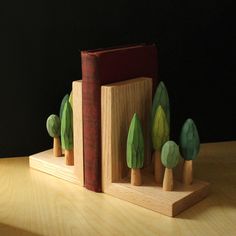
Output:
151 81 170 127
152 106 169 151
61 101 73 150
46 114 61 138
161 141 180 169
59 94 69 120
127 113 144 169
179 118 200 160
69 91 73 108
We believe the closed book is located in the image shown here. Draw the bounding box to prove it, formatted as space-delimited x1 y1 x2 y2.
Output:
82 44 158 192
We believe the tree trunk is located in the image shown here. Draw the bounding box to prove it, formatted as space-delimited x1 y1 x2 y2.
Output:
131 168 142 186
53 137 62 157
182 160 193 185
153 150 164 185
163 168 173 191
65 149 74 165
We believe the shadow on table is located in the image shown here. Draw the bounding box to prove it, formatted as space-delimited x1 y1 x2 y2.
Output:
0 223 41 236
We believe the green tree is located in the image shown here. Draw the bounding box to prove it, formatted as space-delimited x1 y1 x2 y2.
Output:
61 101 74 165
179 118 200 184
152 105 170 184
161 141 180 191
127 113 144 186
46 114 62 157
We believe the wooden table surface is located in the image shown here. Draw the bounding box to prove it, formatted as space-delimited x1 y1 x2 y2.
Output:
0 142 236 236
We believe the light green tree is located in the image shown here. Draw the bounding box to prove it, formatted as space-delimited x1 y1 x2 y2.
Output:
152 105 170 184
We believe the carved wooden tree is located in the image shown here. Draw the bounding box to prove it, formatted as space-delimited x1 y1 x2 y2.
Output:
152 106 169 184
61 100 74 165
46 114 62 157
161 141 180 191
180 118 200 185
127 113 144 186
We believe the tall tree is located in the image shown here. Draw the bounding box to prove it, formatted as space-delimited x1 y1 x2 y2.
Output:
152 106 169 184
127 113 144 186
61 101 74 165
180 118 200 184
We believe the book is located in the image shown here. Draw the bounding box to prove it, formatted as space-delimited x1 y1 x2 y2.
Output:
81 44 158 192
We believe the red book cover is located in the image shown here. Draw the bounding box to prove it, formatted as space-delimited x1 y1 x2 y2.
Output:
82 44 158 192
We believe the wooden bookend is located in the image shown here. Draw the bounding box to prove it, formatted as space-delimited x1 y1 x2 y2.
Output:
29 80 84 186
101 77 210 217
102 77 152 187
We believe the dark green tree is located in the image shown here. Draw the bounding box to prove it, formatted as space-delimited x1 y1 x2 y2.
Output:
180 118 200 184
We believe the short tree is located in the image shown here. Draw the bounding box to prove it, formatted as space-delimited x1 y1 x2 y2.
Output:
46 114 62 157
127 113 144 186
61 101 74 165
69 91 73 108
161 141 180 191
179 118 200 184
152 105 169 184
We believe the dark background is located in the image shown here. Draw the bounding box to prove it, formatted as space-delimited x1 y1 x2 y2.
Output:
1 1 235 157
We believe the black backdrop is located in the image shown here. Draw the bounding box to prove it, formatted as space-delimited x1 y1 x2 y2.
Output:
1 1 235 157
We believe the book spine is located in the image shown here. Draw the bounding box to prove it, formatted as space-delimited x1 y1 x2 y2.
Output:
82 53 102 192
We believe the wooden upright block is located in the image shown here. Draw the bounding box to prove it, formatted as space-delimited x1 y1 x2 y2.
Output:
101 77 210 217
29 80 84 186
72 80 84 185
102 77 152 187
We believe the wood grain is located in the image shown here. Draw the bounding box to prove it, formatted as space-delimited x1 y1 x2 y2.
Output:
101 77 210 216
72 80 84 184
0 141 236 235
29 149 80 184
102 77 152 187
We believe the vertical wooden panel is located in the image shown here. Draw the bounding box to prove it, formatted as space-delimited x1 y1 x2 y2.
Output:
72 80 84 185
102 77 152 187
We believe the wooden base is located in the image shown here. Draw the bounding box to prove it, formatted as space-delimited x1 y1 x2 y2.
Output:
29 80 83 186
106 169 210 217
101 78 210 217
29 149 83 185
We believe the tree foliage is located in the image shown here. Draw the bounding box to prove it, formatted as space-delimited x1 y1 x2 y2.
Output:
61 101 73 150
127 113 144 169
179 118 200 160
46 114 61 138
161 141 180 168
59 94 69 120
152 106 169 151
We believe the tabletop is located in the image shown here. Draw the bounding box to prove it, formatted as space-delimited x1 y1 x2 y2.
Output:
0 141 236 236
